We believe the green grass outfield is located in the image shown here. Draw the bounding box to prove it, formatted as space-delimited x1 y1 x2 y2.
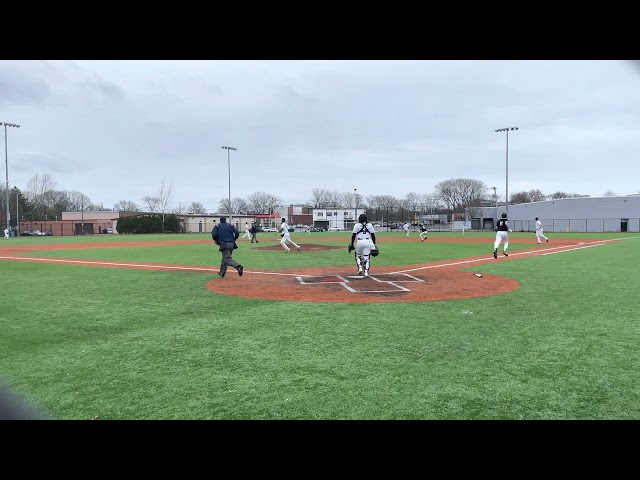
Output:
1 231 638 420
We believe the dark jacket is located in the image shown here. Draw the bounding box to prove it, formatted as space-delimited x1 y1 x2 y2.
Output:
212 221 240 247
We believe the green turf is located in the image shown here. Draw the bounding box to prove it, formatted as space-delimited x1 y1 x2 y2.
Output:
1 232 638 419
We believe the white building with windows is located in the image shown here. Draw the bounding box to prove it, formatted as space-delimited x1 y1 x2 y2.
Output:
313 208 365 231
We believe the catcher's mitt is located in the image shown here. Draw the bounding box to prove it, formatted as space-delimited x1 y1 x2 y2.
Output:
370 247 379 257
347 243 354 253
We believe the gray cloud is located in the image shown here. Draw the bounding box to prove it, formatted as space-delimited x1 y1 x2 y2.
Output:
3 60 640 210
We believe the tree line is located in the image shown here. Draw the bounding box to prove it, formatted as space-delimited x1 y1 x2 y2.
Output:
1 173 607 228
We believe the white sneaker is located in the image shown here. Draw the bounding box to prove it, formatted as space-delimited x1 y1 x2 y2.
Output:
364 271 369 277
358 269 363 275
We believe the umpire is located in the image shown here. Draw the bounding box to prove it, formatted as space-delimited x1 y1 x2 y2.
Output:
212 217 244 278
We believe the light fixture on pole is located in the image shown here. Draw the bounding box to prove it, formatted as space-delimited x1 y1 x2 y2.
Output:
494 127 518 218
221 146 237 224
2 122 20 230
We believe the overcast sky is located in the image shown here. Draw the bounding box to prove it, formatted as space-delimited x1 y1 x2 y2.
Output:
2 60 639 211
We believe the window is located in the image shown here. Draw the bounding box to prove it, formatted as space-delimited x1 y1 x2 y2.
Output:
327 212 333 217
317 212 324 217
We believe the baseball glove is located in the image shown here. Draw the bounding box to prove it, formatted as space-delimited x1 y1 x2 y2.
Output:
280 233 284 238
347 243 354 253
370 247 379 257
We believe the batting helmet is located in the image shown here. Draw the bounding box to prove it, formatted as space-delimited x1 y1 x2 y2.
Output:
281 218 286 223
358 213 368 224
501 213 507 218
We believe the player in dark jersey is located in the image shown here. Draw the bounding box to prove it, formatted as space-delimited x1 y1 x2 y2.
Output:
419 224 428 241
493 213 512 258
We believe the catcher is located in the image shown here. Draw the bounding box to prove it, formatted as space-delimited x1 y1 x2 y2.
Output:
348 213 378 277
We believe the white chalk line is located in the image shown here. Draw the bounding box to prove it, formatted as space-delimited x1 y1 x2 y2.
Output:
0 237 628 278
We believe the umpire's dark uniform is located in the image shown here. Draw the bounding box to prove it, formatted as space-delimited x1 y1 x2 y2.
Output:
212 217 243 278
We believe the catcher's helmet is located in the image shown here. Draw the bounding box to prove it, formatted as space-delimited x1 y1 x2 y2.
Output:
501 213 507 218
358 213 368 224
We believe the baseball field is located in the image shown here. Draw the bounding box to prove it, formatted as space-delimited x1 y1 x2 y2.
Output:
0 230 638 419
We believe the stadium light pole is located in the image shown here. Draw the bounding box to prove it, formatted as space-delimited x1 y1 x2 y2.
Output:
495 127 518 218
354 188 357 227
2 122 20 231
492 186 498 221
221 146 237 224
16 191 24 236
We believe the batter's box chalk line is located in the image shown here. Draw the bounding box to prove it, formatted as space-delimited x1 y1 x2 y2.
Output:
295 273 425 294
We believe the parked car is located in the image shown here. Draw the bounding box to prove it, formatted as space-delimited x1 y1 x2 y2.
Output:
309 227 325 232
20 231 32 236
263 227 278 232
327 226 342 231
30 230 49 236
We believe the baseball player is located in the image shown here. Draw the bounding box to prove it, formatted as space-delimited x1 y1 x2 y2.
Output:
349 213 377 277
535 217 549 244
3 228 9 240
280 218 300 252
493 212 512 258
241 222 251 239
419 224 428 241
403 222 410 237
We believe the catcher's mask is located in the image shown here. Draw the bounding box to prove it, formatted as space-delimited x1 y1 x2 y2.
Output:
358 213 367 224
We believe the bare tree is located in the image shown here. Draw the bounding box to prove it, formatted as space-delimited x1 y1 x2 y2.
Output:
308 188 343 208
234 198 249 214
141 195 160 212
510 189 547 204
403 192 422 214
26 173 57 220
156 179 174 232
186 202 207 214
548 191 584 200
367 195 399 213
247 192 281 214
510 191 532 204
604 189 616 197
114 200 140 211
62 191 90 211
434 178 487 215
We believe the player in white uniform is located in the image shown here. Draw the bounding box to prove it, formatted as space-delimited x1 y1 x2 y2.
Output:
403 222 410 237
3 228 9 240
241 222 251 239
279 218 300 252
535 217 549 244
349 213 377 277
